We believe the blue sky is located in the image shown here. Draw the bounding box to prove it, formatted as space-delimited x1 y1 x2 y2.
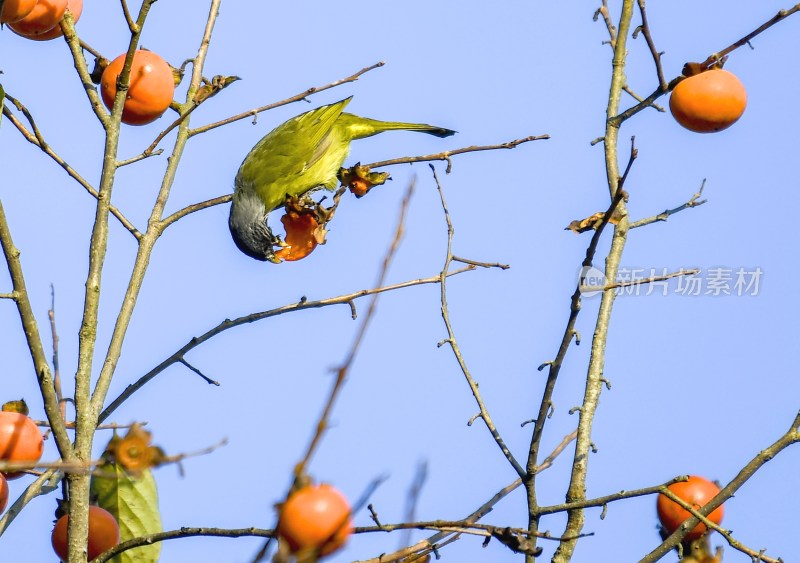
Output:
1 1 799 562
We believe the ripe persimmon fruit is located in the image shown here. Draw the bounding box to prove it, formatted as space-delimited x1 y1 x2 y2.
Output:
277 484 353 557
0 473 8 514
100 50 175 125
26 0 83 41
669 69 747 133
656 475 725 541
274 211 320 262
0 410 44 480
7 0 68 38
0 0 38 24
51 505 120 561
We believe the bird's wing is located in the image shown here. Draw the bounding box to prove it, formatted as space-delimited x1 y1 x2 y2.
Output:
236 98 353 211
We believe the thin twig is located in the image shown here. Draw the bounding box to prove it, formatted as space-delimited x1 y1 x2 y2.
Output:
99 266 479 424
94 518 585 563
0 469 61 536
696 4 800 70
0 200 73 457
188 61 386 137
33 420 147 430
400 462 428 549
119 0 138 33
116 149 164 167
431 164 523 477
295 179 416 479
177 358 220 386
136 75 242 158
593 0 617 46
161 195 232 231
48 286 64 418
622 85 665 112
629 179 707 229
712 522 782 562
2 95 140 238
617 136 638 192
78 39 103 60
355 429 577 563
356 520 590 542
635 0 668 91
94 528 274 563
368 135 549 174
158 135 549 229
452 256 510 269
537 475 686 516
0 438 226 475
525 186 628 548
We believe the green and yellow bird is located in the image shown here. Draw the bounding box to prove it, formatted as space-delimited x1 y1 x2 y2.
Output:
229 97 455 262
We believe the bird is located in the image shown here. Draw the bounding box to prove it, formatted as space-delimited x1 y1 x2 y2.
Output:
228 97 455 262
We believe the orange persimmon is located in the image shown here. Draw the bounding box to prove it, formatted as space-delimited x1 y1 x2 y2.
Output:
669 69 747 133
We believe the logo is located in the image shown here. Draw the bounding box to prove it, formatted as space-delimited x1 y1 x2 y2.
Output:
578 265 605 298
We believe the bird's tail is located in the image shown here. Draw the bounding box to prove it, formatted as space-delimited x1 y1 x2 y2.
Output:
340 113 456 140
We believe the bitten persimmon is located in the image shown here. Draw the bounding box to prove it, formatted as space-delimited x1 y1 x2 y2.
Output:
669 69 747 133
24 0 82 41
7 0 67 38
0 411 44 480
100 50 175 125
277 484 353 557
51 505 120 561
656 475 725 541
0 473 8 514
274 211 320 262
0 0 38 24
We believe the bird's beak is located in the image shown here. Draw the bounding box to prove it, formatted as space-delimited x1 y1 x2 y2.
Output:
265 235 288 264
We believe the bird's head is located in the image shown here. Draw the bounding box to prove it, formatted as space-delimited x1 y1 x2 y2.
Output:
228 189 282 263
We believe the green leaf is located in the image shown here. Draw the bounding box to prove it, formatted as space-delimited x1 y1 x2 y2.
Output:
91 463 162 563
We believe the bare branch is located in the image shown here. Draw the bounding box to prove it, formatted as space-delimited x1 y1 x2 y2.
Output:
550 3 635 559
356 430 577 563
635 0 668 91
188 61 386 137
0 469 61 536
161 195 232 231
368 135 549 174
0 200 73 457
93 527 274 562
119 0 138 33
431 164 523 477
629 179 707 229
91 0 221 420
593 0 617 46
641 412 800 562
1 94 140 238
99 266 480 424
622 85 665 112
611 6 800 126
